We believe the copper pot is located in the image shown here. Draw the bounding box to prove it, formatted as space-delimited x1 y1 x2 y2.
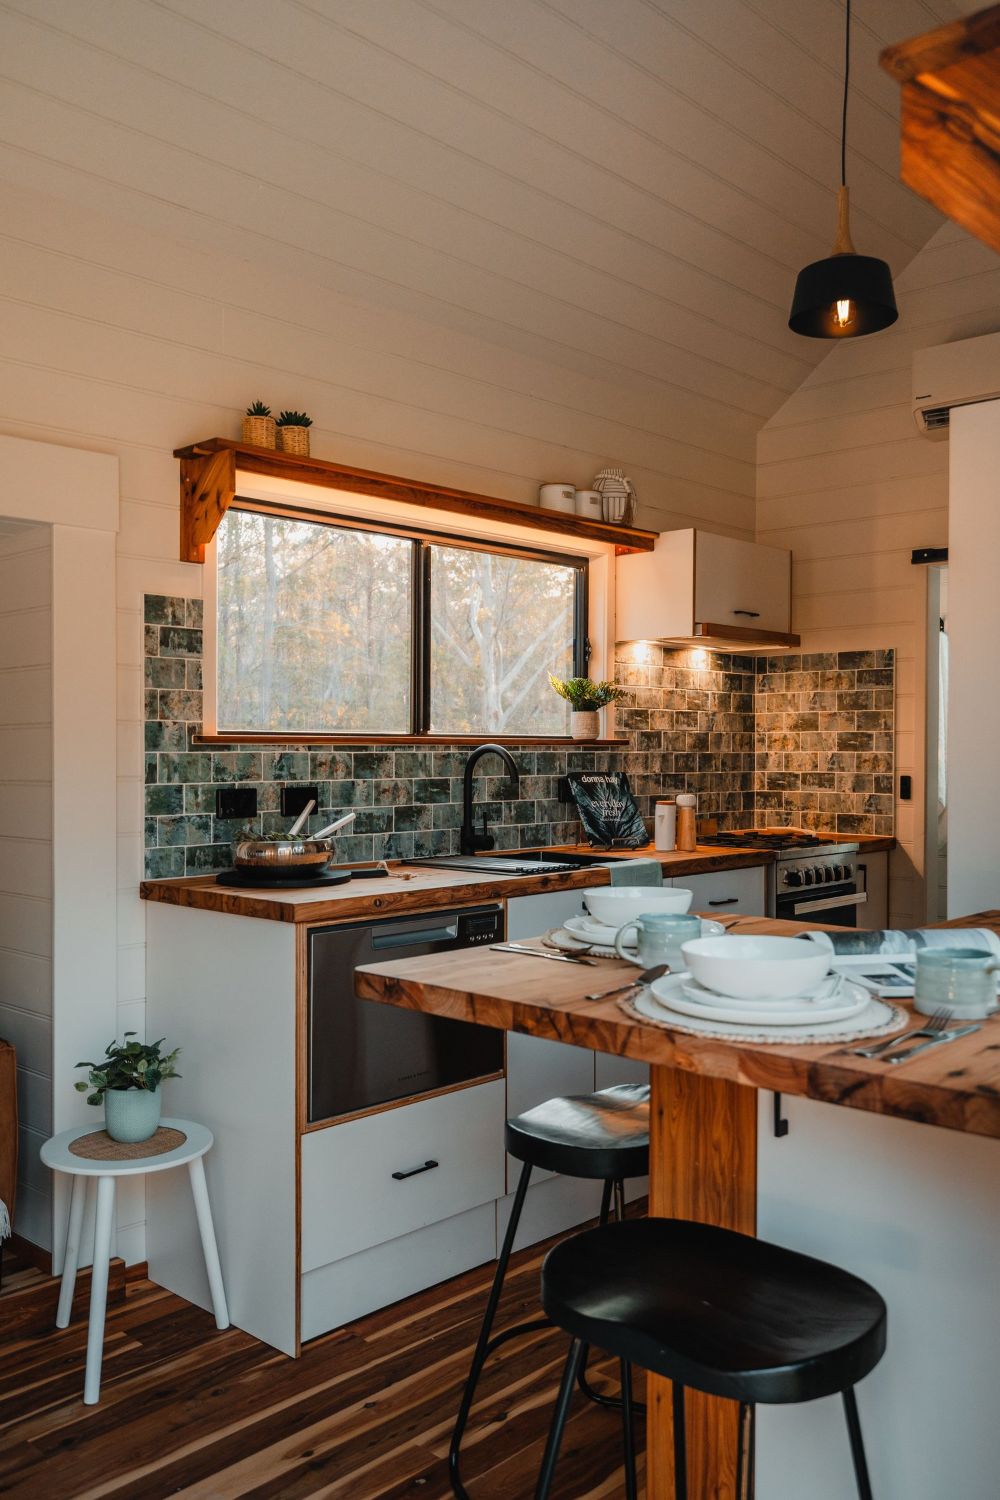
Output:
232 810 355 879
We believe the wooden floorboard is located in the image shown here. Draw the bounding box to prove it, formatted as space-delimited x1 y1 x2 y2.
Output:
0 1228 644 1498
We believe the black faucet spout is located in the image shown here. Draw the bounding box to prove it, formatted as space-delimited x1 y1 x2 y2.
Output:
460 743 520 855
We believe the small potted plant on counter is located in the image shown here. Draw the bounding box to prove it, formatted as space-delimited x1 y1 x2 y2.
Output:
242 400 276 448
549 674 624 741
75 1033 181 1144
276 408 313 456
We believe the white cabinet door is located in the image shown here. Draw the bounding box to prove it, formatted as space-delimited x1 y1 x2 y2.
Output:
677 865 768 916
506 891 597 1185
694 532 791 635
757 1093 1000 1500
857 850 888 929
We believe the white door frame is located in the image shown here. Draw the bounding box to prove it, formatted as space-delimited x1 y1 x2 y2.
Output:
0 434 118 1263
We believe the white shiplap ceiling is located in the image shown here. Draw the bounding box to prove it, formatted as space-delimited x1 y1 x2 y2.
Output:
0 0 966 512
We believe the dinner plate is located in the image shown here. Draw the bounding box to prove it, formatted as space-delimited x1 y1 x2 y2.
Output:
680 972 847 1012
649 973 868 1027
563 914 726 946
630 982 903 1046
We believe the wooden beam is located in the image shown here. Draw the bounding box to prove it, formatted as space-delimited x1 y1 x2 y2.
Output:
646 1067 757 1500
179 446 236 564
174 437 658 563
881 5 1000 255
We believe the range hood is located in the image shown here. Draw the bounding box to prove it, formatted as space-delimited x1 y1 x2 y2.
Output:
684 621 801 650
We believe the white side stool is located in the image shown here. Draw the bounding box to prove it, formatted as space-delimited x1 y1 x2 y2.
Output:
40 1117 229 1404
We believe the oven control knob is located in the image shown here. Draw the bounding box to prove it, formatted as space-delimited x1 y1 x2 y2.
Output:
785 869 803 886
833 863 845 881
824 866 836 882
802 868 814 885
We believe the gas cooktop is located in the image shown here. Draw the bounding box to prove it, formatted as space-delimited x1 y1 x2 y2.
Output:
699 830 853 858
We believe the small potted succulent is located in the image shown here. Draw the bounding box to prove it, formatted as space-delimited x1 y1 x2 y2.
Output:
242 400 276 448
75 1033 181 1144
276 409 313 457
549 674 624 741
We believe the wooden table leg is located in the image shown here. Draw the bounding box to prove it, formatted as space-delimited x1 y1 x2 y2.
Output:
646 1065 758 1499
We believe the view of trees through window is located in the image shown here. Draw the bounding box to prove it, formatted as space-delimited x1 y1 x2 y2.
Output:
216 510 412 733
215 509 582 737
429 545 575 735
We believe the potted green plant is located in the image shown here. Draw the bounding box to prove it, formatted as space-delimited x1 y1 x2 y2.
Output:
548 674 624 741
276 409 313 457
75 1033 181 1144
241 400 276 448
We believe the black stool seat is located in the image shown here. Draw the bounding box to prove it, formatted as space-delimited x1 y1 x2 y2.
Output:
542 1218 887 1405
505 1082 649 1181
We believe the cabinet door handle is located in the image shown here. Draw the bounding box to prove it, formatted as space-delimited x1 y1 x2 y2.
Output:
708 896 739 906
732 609 760 618
391 1159 439 1181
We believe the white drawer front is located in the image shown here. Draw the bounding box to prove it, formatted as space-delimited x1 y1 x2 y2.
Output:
676 865 768 916
301 1079 506 1271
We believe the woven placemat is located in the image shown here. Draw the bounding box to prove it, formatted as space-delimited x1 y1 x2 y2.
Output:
69 1126 187 1161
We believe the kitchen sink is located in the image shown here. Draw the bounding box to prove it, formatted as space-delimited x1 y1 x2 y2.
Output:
405 848 617 877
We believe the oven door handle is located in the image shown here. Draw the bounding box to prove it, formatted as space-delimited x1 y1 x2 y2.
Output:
790 891 867 916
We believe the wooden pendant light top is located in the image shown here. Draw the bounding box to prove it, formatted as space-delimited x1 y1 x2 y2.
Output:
831 185 857 256
881 5 1000 256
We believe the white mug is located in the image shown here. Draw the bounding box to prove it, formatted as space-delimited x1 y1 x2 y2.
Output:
539 483 576 512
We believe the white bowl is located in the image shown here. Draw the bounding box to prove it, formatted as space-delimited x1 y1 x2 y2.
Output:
582 886 693 927
680 935 830 1001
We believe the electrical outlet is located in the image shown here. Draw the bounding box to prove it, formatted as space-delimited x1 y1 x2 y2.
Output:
281 784 320 818
216 786 257 820
899 774 912 802
557 776 574 803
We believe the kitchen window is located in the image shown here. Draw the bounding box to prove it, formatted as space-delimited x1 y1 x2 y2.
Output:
210 503 587 739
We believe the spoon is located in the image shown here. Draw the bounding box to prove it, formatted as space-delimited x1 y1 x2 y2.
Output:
585 964 669 1002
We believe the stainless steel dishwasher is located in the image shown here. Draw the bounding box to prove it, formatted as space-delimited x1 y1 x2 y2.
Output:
308 904 505 1123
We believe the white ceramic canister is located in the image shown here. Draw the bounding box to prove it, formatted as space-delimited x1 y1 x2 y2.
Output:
654 798 677 852
539 482 577 513
574 488 603 520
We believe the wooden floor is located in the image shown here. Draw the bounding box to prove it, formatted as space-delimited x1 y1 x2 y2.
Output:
0 1231 644 1499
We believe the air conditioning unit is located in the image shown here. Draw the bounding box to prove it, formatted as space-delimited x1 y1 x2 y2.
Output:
913 330 1000 439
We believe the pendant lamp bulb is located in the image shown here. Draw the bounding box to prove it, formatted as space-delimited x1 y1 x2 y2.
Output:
788 0 897 339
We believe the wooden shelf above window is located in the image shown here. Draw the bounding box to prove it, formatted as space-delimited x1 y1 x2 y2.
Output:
173 438 659 563
191 732 629 748
881 7 1000 255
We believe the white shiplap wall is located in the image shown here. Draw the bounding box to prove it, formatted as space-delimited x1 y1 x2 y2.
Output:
757 224 1000 925
0 524 53 1249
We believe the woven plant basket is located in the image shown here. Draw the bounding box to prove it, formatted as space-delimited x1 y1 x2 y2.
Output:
278 424 311 457
241 415 276 448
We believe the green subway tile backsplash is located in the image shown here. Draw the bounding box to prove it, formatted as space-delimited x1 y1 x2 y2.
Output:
142 596 894 877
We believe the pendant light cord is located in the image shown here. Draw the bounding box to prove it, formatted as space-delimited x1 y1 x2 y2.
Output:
841 0 851 188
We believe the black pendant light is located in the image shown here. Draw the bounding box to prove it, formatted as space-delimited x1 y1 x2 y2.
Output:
788 0 898 339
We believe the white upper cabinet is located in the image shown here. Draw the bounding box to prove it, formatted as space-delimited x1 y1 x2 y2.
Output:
615 529 798 648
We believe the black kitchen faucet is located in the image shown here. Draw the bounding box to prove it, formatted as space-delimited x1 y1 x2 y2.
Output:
459 743 520 855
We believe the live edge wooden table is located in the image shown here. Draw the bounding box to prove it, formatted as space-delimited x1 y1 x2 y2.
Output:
355 912 1000 1500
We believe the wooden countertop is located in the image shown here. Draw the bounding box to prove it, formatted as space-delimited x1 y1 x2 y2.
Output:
355 912 1000 1140
139 845 777 923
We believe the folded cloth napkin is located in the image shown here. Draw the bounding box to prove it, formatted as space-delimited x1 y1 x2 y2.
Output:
609 856 663 888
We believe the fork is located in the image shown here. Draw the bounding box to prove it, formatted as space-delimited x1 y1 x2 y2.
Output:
852 1006 952 1059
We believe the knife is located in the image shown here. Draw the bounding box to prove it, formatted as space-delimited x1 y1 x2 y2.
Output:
585 964 669 1002
492 943 596 966
881 1023 981 1065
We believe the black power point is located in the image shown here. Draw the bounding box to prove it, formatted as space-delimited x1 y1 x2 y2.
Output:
216 786 257 820
899 774 912 802
281 784 320 818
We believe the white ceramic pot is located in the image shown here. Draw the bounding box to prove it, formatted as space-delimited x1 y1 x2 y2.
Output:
582 887 694 926
539 482 577 512
571 709 599 740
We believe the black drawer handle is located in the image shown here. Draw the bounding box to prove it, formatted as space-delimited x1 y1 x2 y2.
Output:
732 609 760 618
708 897 739 906
392 1159 439 1181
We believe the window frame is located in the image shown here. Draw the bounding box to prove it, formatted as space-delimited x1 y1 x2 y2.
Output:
205 496 589 742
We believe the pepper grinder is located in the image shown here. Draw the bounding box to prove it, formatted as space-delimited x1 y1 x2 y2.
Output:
676 793 697 852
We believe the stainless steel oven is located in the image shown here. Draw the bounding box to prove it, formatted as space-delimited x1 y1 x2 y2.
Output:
308 904 504 1123
774 848 867 927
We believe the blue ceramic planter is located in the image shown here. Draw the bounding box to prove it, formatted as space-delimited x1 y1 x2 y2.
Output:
103 1086 161 1143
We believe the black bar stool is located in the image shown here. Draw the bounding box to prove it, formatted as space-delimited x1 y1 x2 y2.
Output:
535 1218 887 1500
448 1083 650 1499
